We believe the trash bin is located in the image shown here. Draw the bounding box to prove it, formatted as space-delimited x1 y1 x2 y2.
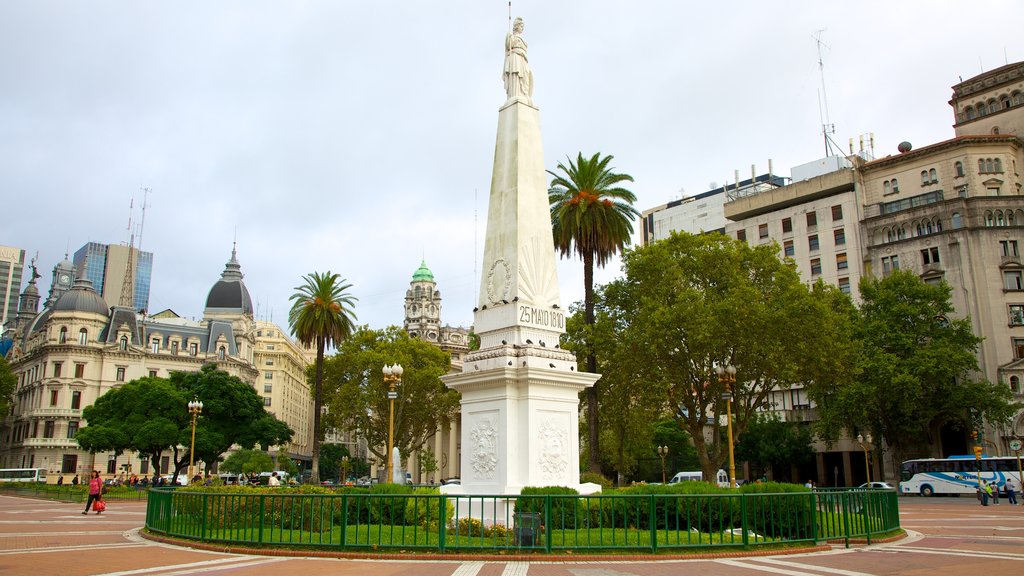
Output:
514 512 542 547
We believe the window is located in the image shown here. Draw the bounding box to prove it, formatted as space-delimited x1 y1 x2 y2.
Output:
264 371 273 380
808 235 819 251
891 178 900 193
116 367 126 382
783 240 795 257
955 161 964 177
59 327 67 343
837 253 848 270
119 336 128 351
810 258 822 275
267 344 275 350
758 223 768 239
43 421 55 439
107 459 117 474
265 359 274 366
151 339 159 354
74 364 85 378
1001 240 1019 257
921 247 940 265
782 218 793 234
951 212 963 228
264 385 273 393
50 390 58 406
966 106 976 120
1005 270 1024 290
71 391 81 409
806 212 817 228
189 343 198 356
883 181 891 195
1010 305 1024 325
140 460 149 474
78 329 87 346
838 277 851 294
67 421 79 439
62 455 78 474
264 397 272 407
921 170 929 185
736 229 746 242
831 205 843 221
882 255 901 274
217 347 226 360
929 168 937 183
53 362 62 378
1015 338 1024 358
834 228 846 246
149 370 157 378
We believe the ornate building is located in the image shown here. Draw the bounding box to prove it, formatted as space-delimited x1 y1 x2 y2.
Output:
0 247 266 478
253 320 314 468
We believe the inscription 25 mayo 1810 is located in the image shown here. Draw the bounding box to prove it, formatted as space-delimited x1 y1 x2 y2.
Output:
519 305 564 329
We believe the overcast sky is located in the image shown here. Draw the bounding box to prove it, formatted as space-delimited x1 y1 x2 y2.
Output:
2 1 1021 333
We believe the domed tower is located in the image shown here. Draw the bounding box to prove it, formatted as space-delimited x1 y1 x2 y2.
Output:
404 260 442 343
204 245 254 320
202 244 255 365
45 254 76 308
10 258 42 334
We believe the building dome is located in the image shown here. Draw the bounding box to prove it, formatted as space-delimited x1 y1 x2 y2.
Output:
52 279 111 317
412 260 435 282
204 246 253 315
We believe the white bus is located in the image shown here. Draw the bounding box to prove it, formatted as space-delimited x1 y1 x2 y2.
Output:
669 469 730 487
0 468 47 483
899 456 1023 496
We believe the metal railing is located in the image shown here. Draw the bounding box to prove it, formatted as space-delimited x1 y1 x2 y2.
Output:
144 488 899 553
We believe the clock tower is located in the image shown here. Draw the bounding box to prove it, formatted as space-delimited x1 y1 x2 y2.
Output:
46 254 75 307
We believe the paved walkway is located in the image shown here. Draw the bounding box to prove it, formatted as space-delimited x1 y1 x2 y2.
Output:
1 494 1022 575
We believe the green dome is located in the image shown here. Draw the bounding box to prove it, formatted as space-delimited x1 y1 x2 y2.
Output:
412 260 434 282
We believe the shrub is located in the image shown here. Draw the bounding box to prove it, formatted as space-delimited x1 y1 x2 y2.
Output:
579 472 613 489
516 486 584 530
453 517 485 537
404 488 453 530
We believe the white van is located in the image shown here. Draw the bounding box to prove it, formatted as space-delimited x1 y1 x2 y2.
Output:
669 469 730 487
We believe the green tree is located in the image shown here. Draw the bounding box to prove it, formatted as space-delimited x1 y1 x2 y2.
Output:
634 419 699 483
734 413 814 482
77 366 292 479
548 152 639 473
220 448 274 475
76 377 187 476
321 326 459 475
417 447 439 484
601 231 857 482
289 271 358 484
319 443 350 482
810 270 1019 466
0 356 16 420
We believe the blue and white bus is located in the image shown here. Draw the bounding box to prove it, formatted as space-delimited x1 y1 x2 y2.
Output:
0 468 47 483
900 456 1022 496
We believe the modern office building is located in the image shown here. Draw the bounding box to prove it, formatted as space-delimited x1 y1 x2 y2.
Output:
72 242 153 312
0 245 26 335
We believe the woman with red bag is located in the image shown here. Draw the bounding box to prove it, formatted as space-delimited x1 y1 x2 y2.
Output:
82 470 103 515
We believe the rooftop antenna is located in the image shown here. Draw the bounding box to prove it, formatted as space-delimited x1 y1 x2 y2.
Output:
136 187 150 251
814 30 839 157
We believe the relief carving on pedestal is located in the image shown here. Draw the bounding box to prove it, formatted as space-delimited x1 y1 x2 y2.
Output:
538 418 568 480
470 417 499 479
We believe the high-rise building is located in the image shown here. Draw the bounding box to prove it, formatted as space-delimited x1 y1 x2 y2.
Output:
72 242 153 312
253 320 313 467
0 245 26 335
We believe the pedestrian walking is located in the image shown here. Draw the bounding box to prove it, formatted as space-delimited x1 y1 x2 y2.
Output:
82 471 104 515
56 474 64 486
71 474 79 486
992 481 1001 504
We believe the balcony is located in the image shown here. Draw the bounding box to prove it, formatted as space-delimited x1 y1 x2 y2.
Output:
27 408 82 418
783 406 818 423
22 438 77 448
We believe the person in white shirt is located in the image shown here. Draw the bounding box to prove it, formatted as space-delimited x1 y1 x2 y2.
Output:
268 472 281 486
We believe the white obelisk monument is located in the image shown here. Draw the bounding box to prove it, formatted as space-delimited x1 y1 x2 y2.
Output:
442 17 600 497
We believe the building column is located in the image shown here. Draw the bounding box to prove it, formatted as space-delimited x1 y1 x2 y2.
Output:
842 450 854 486
448 417 459 479
433 424 443 484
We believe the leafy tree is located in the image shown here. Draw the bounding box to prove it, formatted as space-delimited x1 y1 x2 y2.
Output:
321 326 459 471
0 356 16 420
600 231 857 482
220 448 274 475
810 270 1019 466
276 448 299 477
319 443 350 482
548 152 639 473
77 377 187 476
417 447 439 484
77 366 292 479
734 413 814 482
634 419 700 483
289 271 358 484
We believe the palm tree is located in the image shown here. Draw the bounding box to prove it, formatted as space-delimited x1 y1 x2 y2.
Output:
548 152 638 473
288 272 358 484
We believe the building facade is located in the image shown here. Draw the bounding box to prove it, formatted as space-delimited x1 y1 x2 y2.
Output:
73 242 153 312
253 320 314 466
0 245 25 336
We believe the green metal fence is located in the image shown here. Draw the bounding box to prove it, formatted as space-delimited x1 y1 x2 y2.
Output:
144 488 899 553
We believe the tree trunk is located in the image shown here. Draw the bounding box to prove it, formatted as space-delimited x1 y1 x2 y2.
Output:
583 251 600 474
311 339 324 484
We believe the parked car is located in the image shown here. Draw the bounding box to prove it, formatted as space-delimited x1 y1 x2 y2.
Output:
858 481 895 489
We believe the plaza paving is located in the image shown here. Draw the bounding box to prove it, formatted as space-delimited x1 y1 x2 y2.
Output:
1 494 1022 575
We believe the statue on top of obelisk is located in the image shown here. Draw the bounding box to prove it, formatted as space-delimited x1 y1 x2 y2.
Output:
503 17 533 103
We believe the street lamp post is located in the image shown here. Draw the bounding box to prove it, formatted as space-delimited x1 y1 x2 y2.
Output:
187 398 203 484
341 455 350 485
382 364 403 484
657 445 669 484
856 433 873 485
715 364 738 488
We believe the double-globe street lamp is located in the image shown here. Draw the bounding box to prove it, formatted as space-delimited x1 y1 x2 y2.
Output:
714 364 738 488
341 455 350 485
382 363 404 484
657 445 669 484
187 398 203 484
856 433 873 485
